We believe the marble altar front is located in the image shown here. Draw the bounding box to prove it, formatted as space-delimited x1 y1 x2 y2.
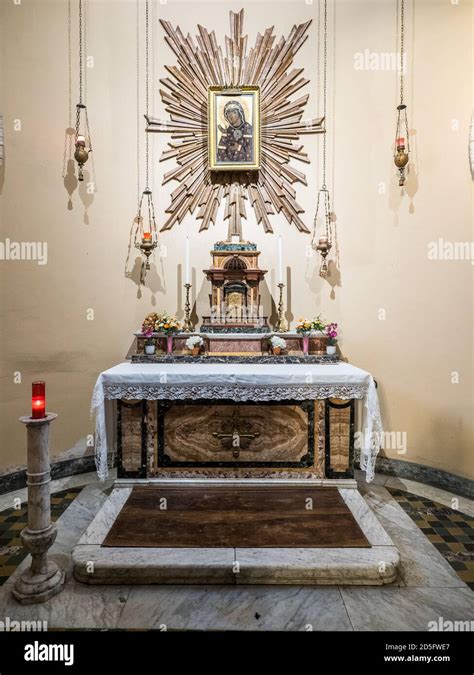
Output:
92 361 382 483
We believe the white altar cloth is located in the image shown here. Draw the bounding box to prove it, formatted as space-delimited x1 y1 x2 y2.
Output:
91 362 383 483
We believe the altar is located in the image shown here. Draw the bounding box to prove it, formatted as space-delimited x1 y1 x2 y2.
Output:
92 360 382 483
71 356 400 586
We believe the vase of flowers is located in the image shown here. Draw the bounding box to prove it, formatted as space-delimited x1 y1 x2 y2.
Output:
142 327 156 355
296 318 313 355
270 335 286 355
325 322 338 355
311 314 326 333
186 335 204 356
154 313 181 354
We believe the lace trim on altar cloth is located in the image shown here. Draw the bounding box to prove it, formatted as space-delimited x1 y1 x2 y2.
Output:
91 378 383 483
102 382 368 402
359 377 383 483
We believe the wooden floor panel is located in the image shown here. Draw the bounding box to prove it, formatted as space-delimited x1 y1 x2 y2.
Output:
103 486 371 548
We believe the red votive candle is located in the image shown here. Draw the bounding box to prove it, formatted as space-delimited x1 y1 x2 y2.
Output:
396 137 405 147
143 232 152 241
31 381 46 419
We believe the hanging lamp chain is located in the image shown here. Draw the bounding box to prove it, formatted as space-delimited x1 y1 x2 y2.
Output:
145 0 150 191
79 0 83 106
75 0 83 139
399 0 404 106
312 0 331 249
322 0 327 190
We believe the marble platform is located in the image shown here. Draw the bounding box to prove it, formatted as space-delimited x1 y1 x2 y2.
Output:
72 482 401 586
2 473 473 630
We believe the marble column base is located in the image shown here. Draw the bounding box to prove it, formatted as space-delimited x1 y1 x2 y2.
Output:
72 486 401 586
12 561 65 605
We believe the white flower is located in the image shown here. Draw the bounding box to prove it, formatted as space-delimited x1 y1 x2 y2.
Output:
270 335 286 349
186 335 204 349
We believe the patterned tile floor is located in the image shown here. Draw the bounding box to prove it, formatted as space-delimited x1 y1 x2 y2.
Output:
0 487 83 585
387 488 474 591
0 484 472 591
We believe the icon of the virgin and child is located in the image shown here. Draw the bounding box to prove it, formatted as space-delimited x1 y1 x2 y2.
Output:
216 100 254 164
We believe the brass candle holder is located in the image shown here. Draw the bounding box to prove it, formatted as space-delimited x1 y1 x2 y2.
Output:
183 283 193 331
135 235 157 270
316 236 332 278
394 130 409 187
274 283 287 332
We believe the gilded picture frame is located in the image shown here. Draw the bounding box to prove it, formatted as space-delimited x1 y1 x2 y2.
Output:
208 86 261 171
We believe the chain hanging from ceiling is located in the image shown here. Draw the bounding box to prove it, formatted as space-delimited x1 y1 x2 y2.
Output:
74 0 93 182
311 0 333 279
134 0 159 279
394 0 409 186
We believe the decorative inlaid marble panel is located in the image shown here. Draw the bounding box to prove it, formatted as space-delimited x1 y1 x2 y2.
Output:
158 400 313 467
118 401 144 474
119 400 328 479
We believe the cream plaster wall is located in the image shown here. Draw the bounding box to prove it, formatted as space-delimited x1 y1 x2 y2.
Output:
0 0 472 479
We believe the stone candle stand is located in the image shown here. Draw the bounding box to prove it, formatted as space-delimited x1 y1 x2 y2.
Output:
13 413 65 605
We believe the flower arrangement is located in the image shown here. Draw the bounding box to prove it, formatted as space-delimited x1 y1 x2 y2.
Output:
141 312 160 333
142 311 181 335
311 314 326 332
143 327 154 346
185 335 204 350
156 313 181 335
270 335 286 354
295 318 313 336
325 322 338 345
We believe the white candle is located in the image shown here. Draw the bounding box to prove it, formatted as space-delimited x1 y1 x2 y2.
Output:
278 235 283 285
184 236 190 285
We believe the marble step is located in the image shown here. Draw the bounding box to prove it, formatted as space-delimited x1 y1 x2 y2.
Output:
73 543 400 586
72 485 401 586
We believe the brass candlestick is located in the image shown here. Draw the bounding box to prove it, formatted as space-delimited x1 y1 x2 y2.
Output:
275 283 287 332
183 283 193 331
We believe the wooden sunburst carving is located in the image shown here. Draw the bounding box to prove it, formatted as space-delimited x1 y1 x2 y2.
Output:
146 9 324 239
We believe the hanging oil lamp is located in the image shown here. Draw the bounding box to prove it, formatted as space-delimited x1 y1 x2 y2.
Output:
393 0 409 187
394 109 409 187
74 108 92 182
74 0 92 182
311 0 333 279
134 189 158 270
133 0 158 276
312 187 333 279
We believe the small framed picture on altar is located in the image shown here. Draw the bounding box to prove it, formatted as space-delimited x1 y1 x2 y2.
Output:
208 86 261 171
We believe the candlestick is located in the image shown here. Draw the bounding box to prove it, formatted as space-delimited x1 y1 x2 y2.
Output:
278 235 283 285
13 412 65 604
274 283 287 332
183 283 193 331
185 236 190 285
31 381 46 419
